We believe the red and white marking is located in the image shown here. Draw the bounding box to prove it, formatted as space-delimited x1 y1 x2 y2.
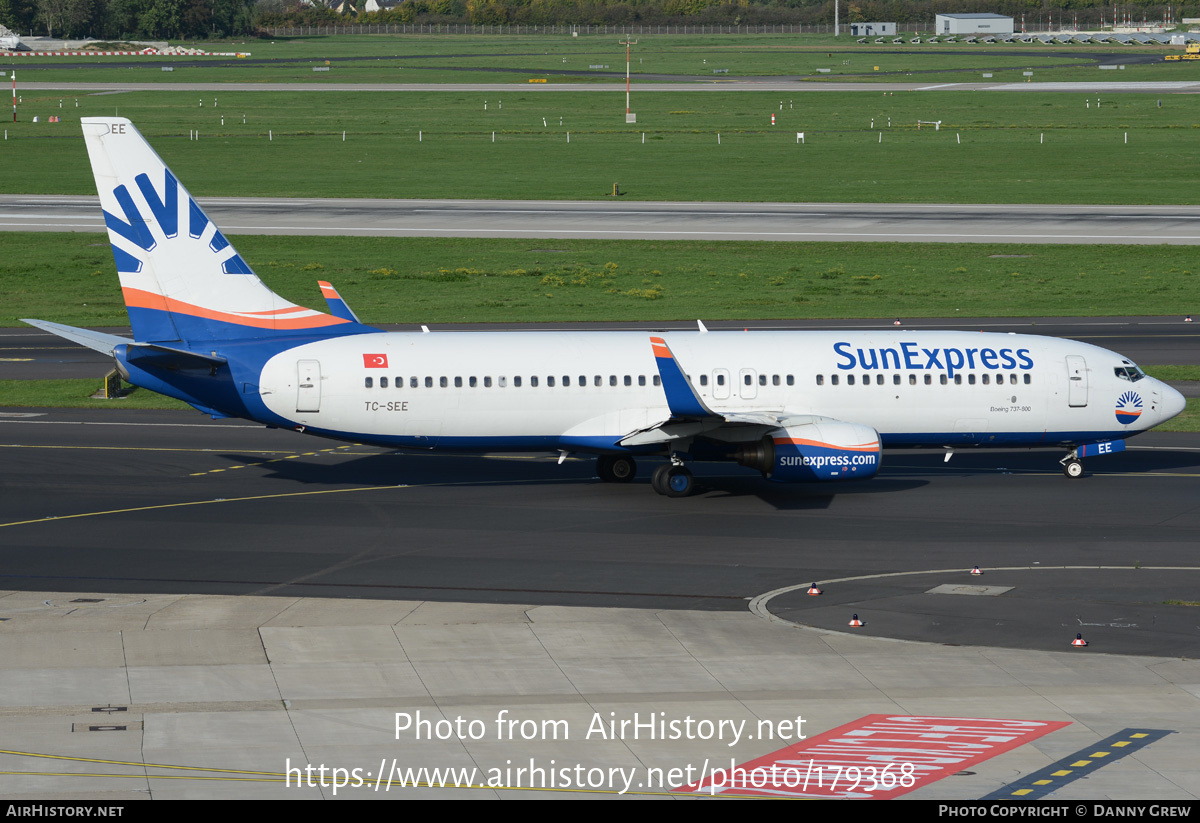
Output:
675 714 1070 799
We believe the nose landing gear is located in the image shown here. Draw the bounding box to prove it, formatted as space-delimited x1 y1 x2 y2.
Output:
1060 449 1084 478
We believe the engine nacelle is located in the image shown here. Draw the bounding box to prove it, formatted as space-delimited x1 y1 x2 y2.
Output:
734 420 881 482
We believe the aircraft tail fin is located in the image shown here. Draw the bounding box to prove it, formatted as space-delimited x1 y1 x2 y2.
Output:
81 117 358 345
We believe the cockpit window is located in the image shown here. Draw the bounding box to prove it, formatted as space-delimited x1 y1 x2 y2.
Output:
1114 366 1146 382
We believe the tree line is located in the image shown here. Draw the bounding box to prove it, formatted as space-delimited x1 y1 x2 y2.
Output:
3 0 1196 42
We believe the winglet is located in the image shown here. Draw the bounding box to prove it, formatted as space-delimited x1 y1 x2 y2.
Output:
318 281 361 324
650 336 715 419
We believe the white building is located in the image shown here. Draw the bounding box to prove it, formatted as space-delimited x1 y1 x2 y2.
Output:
935 13 1014 36
850 23 897 37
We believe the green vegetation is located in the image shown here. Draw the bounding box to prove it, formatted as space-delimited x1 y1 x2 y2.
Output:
1143 365 1200 381
1153 398 1200 432
0 379 187 409
4 232 1199 326
6 89 1200 204
8 34 1120 84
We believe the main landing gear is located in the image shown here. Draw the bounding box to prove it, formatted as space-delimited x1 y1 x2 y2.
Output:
651 458 694 498
596 454 637 483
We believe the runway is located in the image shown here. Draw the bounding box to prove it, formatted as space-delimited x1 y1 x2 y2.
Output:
9 195 1200 244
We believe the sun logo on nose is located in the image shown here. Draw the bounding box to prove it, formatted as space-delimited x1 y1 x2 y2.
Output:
1115 391 1142 425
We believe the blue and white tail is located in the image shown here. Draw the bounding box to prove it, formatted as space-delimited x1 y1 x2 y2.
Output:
82 117 357 344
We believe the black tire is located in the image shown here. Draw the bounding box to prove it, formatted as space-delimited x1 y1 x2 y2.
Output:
651 463 672 495
597 455 637 483
1063 459 1084 479
663 466 694 498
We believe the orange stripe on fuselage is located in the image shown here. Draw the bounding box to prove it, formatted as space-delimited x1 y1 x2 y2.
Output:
650 337 672 359
121 287 348 330
773 438 880 452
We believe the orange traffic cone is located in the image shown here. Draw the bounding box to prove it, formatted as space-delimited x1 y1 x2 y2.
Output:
807 583 822 596
848 614 864 627
1071 633 1088 647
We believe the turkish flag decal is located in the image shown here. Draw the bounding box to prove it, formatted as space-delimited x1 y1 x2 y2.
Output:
363 353 388 368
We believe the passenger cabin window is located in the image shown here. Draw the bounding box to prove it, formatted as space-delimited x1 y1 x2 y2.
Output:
531 376 538 387
638 376 646 387
484 377 492 388
786 375 794 386
816 375 824 385
831 375 839 386
514 376 522 387
548 376 555 387
410 377 418 388
625 375 633 386
455 377 463 388
380 377 388 388
499 376 507 387
699 375 707 386
848 375 856 385
424 376 432 388
717 374 726 386
653 376 661 387
364 377 373 388
440 376 448 388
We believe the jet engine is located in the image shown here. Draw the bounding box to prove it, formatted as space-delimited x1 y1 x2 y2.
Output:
734 420 881 482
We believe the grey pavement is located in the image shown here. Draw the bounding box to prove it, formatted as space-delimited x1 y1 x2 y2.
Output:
0 591 1195 800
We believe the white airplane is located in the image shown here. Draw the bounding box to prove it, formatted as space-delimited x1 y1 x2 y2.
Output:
24 118 1188 497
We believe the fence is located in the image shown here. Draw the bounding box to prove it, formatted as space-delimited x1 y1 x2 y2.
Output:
266 23 934 36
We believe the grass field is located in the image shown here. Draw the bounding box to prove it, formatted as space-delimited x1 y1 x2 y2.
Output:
4 232 1198 327
6 33 1198 84
5 89 1200 204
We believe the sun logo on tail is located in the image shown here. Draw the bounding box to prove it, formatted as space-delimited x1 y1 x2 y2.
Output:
1115 391 1142 425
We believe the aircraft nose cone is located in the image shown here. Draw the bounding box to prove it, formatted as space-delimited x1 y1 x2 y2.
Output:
1161 382 1187 422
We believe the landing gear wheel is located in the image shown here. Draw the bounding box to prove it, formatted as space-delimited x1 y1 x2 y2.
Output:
597 455 637 483
1063 459 1083 478
663 466 694 498
651 463 672 495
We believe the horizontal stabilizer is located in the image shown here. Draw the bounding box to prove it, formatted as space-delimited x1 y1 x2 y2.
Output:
22 318 130 355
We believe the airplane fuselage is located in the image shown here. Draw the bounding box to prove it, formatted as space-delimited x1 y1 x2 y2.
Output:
232 330 1182 454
